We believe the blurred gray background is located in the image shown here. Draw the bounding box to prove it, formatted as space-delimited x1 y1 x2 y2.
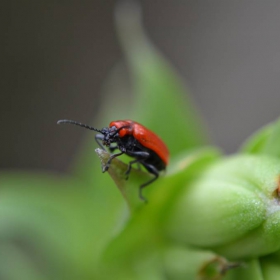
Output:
2 0 280 172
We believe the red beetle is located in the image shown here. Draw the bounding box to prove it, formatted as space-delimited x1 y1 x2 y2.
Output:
57 119 169 201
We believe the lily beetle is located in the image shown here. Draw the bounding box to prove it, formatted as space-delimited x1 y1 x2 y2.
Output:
57 119 169 201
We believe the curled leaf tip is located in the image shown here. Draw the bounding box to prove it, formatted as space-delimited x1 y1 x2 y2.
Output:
95 147 109 162
95 148 127 177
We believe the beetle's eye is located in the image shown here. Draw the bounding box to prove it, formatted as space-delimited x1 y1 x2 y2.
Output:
108 126 117 136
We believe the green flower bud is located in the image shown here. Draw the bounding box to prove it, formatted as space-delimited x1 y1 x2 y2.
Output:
165 154 280 259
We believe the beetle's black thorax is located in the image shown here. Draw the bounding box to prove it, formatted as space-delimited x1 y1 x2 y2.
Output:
117 135 139 152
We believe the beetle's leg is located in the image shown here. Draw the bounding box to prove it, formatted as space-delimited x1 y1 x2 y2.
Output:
103 151 124 172
124 159 139 180
124 151 150 179
138 162 159 202
95 134 105 150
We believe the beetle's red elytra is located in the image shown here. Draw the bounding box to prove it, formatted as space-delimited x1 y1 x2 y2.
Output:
57 119 169 201
109 120 169 165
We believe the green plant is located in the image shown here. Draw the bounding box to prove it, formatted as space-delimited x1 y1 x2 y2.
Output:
1 3 280 280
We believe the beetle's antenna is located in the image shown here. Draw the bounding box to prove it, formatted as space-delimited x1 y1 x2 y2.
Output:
57 120 103 133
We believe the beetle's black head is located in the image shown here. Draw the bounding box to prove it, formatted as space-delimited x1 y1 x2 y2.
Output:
100 126 119 146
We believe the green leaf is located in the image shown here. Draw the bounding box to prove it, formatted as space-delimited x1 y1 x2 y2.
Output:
262 118 280 158
240 123 273 154
241 117 280 159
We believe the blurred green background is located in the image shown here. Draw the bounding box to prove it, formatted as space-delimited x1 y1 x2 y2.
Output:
2 1 280 279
